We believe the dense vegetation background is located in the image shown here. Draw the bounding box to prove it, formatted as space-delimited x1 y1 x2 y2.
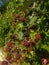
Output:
0 0 49 65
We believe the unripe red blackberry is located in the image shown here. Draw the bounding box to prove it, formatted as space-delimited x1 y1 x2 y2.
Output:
19 16 26 22
16 53 21 59
1 61 8 65
35 34 41 40
6 54 12 62
6 41 14 47
5 41 14 52
42 58 48 65
23 39 30 47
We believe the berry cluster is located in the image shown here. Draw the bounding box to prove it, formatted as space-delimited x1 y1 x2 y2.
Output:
1 10 49 65
23 38 36 47
4 40 21 64
12 13 26 28
3 33 42 64
1 61 8 65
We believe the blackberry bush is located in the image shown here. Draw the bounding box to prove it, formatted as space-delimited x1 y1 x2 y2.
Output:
0 0 49 65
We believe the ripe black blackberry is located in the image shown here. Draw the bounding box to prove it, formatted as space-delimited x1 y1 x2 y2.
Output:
24 57 30 62
24 31 29 37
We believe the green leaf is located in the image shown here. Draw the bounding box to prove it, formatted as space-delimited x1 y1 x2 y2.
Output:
17 31 23 40
22 62 30 65
19 0 24 3
29 16 37 27
30 30 37 38
42 44 49 52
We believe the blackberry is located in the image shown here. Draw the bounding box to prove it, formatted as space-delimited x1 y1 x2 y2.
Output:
23 39 30 47
36 34 41 40
24 31 29 37
5 41 14 52
1 61 8 65
6 41 14 47
19 16 26 22
6 54 12 62
42 58 48 65
16 53 21 59
24 57 30 62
